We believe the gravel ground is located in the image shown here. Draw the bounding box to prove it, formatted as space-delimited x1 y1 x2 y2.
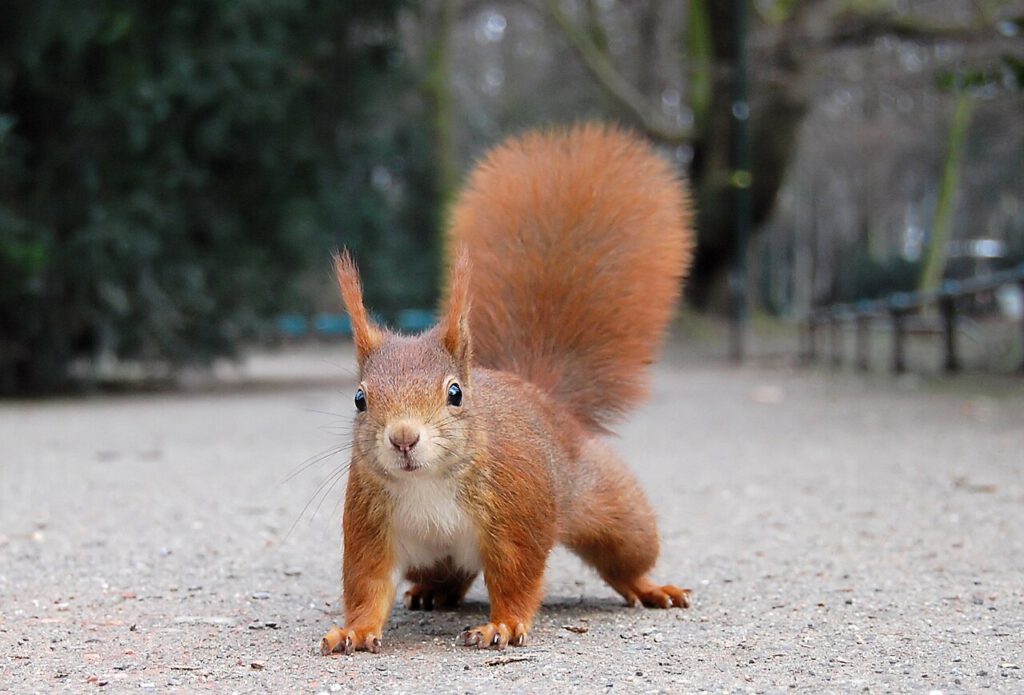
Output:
1 345 1022 694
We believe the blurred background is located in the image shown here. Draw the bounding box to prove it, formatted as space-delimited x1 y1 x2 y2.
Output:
1 0 1022 395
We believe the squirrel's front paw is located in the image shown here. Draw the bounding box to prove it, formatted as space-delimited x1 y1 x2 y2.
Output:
320 626 383 656
458 621 528 650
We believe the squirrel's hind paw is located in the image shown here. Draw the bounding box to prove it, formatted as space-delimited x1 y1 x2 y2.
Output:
633 584 692 609
404 583 463 611
615 577 692 609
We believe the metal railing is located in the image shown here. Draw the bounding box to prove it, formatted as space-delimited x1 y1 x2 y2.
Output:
800 263 1024 374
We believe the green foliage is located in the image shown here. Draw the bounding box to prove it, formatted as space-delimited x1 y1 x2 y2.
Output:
752 0 801 25
685 0 713 130
935 54 1024 93
847 251 922 301
0 1 436 393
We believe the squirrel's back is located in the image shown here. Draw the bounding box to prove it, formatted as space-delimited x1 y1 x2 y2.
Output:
448 124 694 431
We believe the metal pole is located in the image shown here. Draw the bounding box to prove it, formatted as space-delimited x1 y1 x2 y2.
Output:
1019 279 1024 373
855 315 870 372
798 320 808 365
830 314 841 369
728 0 751 363
891 310 906 374
807 317 818 363
939 295 959 373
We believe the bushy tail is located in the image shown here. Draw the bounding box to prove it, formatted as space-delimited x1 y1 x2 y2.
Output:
447 123 694 432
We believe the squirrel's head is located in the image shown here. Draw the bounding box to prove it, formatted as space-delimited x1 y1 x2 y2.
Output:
332 249 474 479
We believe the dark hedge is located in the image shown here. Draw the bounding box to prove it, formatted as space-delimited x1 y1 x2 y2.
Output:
0 0 438 393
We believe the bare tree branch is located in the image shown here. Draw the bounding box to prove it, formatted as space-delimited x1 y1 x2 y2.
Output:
829 9 994 46
540 0 692 144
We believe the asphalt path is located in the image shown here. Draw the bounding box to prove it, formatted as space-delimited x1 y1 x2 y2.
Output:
1 346 1022 693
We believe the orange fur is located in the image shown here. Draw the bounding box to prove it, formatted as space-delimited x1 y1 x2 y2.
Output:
333 251 383 365
447 123 694 431
321 124 693 656
321 465 396 655
439 247 473 373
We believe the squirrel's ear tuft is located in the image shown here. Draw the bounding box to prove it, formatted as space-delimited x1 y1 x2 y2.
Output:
440 246 473 369
333 250 383 366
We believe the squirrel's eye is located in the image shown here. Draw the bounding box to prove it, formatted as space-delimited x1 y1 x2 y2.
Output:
446 383 463 407
354 388 367 412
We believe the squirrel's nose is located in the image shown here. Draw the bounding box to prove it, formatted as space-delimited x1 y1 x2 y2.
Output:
389 424 421 454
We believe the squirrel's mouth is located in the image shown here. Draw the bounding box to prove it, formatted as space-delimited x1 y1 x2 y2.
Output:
397 454 423 473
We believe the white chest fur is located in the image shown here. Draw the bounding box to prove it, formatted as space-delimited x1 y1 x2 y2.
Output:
388 476 482 574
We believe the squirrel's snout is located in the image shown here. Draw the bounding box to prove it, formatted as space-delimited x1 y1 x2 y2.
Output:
388 424 421 454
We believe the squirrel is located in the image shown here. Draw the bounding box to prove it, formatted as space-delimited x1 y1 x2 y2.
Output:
321 123 694 655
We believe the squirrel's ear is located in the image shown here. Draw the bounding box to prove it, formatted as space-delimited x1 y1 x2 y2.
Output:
333 250 383 366
440 246 473 370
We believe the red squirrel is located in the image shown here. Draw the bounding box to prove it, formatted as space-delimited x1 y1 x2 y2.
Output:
321 123 694 655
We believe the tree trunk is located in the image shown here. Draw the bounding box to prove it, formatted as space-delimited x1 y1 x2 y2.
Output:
918 91 972 295
687 4 808 310
423 0 459 213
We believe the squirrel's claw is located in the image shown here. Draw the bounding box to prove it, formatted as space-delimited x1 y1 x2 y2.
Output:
631 584 692 609
667 586 692 608
458 626 480 647
320 626 382 656
458 622 527 650
612 576 693 610
404 584 458 611
404 588 433 611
